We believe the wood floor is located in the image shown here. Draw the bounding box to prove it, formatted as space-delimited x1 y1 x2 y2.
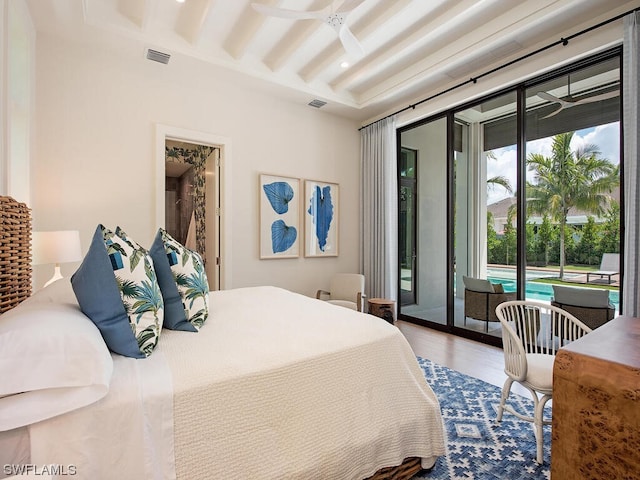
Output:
396 320 529 397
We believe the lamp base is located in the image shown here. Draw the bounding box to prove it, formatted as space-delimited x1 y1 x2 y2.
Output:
44 265 64 288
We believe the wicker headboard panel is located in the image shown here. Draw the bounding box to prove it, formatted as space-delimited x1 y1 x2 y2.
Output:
0 196 32 313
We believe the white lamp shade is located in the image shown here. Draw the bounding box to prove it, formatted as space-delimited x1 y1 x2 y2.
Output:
32 230 82 265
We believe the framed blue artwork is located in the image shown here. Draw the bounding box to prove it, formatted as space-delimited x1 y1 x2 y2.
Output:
304 179 339 257
259 174 300 259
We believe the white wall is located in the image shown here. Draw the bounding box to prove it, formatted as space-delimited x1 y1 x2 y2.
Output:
31 30 361 295
0 0 34 204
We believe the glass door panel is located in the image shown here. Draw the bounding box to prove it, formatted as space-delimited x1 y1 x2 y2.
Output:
524 57 621 312
398 117 447 325
454 92 518 338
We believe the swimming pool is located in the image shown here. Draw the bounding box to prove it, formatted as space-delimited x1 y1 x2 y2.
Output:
486 272 620 311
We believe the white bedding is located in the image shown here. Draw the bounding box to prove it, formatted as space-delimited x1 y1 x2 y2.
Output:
13 286 445 479
28 350 175 479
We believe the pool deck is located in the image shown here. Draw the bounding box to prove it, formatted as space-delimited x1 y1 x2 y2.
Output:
490 264 620 288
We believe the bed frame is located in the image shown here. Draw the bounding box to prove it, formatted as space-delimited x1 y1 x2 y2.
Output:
0 195 425 480
366 457 423 480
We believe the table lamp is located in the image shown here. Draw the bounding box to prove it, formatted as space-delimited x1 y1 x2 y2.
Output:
32 230 82 287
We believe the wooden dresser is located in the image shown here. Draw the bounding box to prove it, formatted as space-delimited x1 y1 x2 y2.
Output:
552 315 640 479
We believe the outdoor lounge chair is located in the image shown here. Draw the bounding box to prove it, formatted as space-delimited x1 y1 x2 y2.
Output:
462 276 516 332
550 284 615 330
586 253 619 284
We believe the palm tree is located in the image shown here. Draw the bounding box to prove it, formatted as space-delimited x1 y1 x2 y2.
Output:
526 132 619 279
487 175 513 195
486 150 514 195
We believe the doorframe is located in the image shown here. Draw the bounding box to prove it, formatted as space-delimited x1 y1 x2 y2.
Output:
399 146 418 306
155 124 232 289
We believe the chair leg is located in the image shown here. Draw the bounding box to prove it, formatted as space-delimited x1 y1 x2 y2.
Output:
496 379 552 464
534 393 552 464
496 377 513 422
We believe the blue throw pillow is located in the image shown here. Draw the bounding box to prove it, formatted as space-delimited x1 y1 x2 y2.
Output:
71 225 164 358
151 228 209 330
149 229 197 332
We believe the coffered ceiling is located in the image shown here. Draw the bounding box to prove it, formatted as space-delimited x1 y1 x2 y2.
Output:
25 0 640 121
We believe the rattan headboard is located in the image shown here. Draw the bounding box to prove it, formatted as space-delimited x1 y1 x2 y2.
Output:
0 196 32 313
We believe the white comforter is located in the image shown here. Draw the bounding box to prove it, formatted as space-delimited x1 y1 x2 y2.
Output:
28 286 445 479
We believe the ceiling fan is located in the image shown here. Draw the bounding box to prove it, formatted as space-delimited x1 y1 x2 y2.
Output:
536 75 619 119
251 0 366 58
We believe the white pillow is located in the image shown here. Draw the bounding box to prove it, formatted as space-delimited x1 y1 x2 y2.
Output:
0 283 113 431
21 277 79 306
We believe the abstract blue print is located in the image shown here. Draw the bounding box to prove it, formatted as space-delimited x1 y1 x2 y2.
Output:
307 185 334 252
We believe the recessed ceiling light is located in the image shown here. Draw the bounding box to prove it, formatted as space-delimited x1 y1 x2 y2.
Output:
340 61 349 69
176 0 185 3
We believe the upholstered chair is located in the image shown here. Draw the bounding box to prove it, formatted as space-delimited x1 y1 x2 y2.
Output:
462 275 516 332
316 273 366 312
550 285 615 330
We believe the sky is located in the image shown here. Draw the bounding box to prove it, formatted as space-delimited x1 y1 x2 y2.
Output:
486 122 620 205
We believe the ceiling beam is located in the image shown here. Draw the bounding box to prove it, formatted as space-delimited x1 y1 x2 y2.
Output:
353 0 567 105
298 0 414 83
175 0 215 45
223 0 278 60
329 0 485 93
263 0 326 72
116 0 149 30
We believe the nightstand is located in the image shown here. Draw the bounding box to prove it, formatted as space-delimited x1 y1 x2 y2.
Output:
368 298 396 324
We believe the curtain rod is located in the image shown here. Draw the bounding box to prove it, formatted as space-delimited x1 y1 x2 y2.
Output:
359 6 639 131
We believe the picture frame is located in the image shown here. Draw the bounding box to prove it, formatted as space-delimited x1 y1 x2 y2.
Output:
304 179 339 257
259 174 301 259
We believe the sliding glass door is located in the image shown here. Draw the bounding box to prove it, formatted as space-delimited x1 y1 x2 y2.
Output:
398 49 622 345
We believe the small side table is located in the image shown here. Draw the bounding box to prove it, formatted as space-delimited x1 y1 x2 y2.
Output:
368 298 396 324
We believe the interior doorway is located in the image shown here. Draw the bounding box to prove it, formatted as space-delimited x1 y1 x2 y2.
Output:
155 125 230 291
164 140 219 290
165 157 194 247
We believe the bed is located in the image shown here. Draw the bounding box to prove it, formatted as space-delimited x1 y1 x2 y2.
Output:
0 196 445 480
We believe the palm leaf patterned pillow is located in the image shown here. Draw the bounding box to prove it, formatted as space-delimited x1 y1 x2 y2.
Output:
72 225 164 358
149 229 197 332
108 227 164 356
158 228 209 330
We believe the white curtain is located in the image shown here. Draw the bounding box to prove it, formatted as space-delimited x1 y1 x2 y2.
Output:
623 11 640 317
360 116 398 302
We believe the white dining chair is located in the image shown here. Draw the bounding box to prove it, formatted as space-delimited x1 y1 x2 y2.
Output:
494 300 592 464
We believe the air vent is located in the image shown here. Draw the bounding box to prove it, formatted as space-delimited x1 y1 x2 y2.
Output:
308 99 327 108
146 48 171 64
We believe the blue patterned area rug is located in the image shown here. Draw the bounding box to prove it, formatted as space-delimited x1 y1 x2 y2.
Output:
414 357 551 480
